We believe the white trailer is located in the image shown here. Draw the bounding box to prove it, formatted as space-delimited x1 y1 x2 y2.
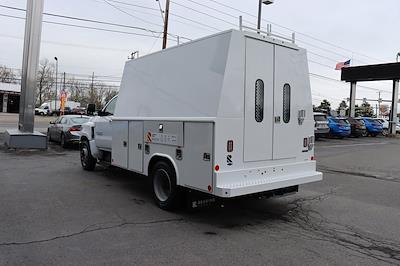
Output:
80 28 322 210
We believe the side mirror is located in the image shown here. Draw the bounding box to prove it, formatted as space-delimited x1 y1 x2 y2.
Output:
87 103 96 115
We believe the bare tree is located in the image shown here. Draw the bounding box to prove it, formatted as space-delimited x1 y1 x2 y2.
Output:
0 65 17 83
36 59 55 105
66 77 85 103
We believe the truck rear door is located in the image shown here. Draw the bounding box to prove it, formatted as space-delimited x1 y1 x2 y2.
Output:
243 37 274 162
273 45 301 160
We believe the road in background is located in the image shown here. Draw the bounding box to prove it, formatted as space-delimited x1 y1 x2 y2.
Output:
0 135 399 265
0 113 58 133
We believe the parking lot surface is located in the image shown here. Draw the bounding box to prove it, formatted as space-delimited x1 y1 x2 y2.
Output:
0 135 399 265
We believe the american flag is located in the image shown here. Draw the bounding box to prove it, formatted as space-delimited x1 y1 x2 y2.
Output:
335 60 351 70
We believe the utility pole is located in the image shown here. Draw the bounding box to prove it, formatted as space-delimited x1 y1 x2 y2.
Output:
54 57 58 111
91 72 94 103
378 91 381 117
162 0 170 49
63 72 66 92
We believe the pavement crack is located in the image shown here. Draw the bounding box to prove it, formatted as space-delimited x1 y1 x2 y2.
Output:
318 166 399 183
283 191 400 264
0 218 183 247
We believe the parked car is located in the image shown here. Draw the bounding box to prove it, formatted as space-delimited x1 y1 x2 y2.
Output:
347 117 367 137
377 119 389 136
47 115 90 147
377 119 400 135
359 117 383 137
71 106 87 115
313 112 330 139
327 116 351 138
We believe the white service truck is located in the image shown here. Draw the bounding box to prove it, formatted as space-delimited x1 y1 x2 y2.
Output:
79 28 322 210
35 100 80 116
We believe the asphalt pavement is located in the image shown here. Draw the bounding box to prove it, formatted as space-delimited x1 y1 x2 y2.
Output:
0 134 399 265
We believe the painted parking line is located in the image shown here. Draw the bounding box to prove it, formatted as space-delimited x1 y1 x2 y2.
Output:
317 142 387 149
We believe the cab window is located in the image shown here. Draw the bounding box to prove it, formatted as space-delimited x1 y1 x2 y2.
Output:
103 96 118 116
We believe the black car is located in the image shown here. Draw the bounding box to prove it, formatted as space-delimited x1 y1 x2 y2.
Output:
347 117 367 137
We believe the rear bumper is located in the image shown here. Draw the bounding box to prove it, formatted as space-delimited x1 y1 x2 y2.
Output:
367 128 383 133
332 130 350 136
214 162 322 198
315 128 329 134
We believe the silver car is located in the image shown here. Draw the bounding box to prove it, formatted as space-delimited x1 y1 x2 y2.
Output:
47 115 90 147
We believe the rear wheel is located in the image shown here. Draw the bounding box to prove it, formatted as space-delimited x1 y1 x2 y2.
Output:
151 161 180 210
80 140 96 171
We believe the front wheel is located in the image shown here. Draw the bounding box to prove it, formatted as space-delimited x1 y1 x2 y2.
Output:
151 161 180 210
80 140 96 171
382 129 388 136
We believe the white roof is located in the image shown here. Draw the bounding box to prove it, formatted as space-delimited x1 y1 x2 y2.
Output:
0 82 21 93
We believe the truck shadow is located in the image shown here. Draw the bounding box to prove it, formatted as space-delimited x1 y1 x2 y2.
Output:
96 165 303 230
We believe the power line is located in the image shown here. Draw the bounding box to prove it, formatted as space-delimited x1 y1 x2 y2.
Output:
170 0 236 26
309 72 392 94
0 4 191 41
0 13 179 41
202 0 385 63
101 0 163 29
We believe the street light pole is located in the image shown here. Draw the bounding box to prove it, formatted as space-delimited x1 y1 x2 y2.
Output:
257 0 262 31
397 52 400 62
257 0 274 33
54 57 58 111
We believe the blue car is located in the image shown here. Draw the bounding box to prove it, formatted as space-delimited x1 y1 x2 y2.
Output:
327 117 351 138
360 117 383 137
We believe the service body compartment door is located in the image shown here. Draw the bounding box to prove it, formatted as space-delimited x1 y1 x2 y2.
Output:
273 45 300 159
128 121 144 173
111 120 128 168
244 38 274 162
181 122 213 192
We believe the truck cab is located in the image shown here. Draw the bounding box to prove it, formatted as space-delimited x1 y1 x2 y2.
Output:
79 28 322 210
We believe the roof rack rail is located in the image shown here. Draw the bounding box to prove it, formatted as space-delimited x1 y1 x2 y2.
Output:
238 16 295 44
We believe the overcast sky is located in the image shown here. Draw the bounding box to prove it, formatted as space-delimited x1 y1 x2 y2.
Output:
0 0 399 108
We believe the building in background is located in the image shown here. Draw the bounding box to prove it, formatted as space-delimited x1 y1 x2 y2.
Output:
0 82 21 113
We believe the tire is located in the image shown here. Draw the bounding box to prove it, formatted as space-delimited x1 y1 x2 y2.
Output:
362 131 368 137
60 133 67 148
80 140 96 171
151 161 180 210
371 133 378 137
382 129 388 136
